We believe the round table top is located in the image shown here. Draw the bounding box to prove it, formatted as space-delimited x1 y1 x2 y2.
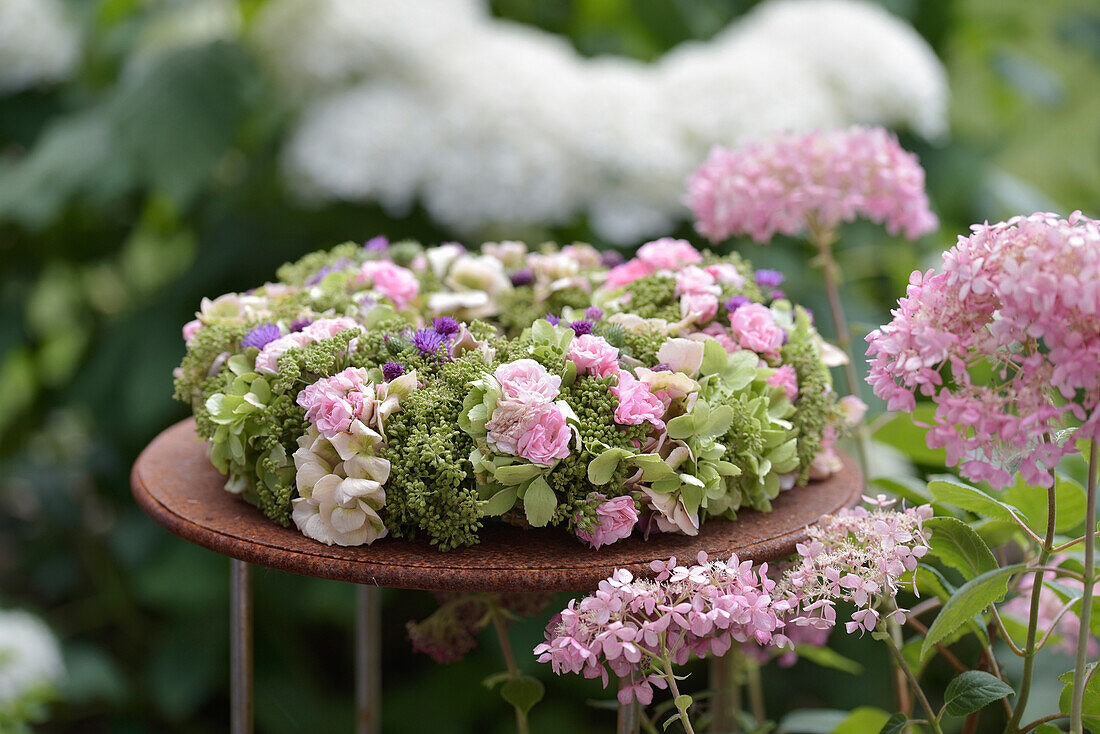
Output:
131 419 863 592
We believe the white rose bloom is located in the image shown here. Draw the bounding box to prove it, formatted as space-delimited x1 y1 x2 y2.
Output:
445 253 512 295
657 338 705 376
0 610 64 704
259 0 947 243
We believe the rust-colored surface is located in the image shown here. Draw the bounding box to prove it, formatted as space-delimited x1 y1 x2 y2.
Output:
131 419 863 592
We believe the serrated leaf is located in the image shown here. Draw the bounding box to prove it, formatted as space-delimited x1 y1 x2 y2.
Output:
942 671 1014 717
523 477 556 527
922 565 1023 658
878 713 908 734
500 675 544 716
928 478 1023 525
926 516 999 580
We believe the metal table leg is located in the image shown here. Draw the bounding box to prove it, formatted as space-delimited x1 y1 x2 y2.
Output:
355 585 382 734
231 559 253 734
617 677 640 734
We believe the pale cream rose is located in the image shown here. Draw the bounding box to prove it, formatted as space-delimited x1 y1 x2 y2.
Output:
639 488 699 536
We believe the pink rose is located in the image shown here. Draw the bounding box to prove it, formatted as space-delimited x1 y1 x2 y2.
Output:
182 319 202 344
699 322 740 354
296 367 374 438
516 404 572 465
255 332 309 374
680 292 719 324
766 364 799 401
611 371 665 428
566 334 620 377
302 317 361 342
485 400 531 456
358 261 420 309
636 238 702 271
576 495 638 549
604 259 654 289
704 263 745 287
675 265 719 296
495 359 561 404
728 303 785 354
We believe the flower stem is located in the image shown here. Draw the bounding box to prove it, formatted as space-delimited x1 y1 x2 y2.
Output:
888 615 913 717
809 223 868 476
745 658 765 724
1070 440 1098 734
881 623 943 734
709 652 741 732
1007 480 1057 732
660 653 696 734
490 603 530 734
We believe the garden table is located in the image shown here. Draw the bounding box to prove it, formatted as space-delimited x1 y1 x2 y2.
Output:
131 418 862 733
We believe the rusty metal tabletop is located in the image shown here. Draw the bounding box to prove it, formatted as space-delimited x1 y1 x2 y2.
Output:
131 418 863 592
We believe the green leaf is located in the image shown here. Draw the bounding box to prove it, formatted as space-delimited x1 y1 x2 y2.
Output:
673 694 693 712
792 644 863 675
667 413 696 440
479 487 518 517
699 338 728 377
878 713 908 734
832 706 891 734
500 675 544 716
928 477 1023 525
914 563 955 601
588 448 629 485
1001 473 1087 534
482 671 510 690
942 671 1014 717
926 516 999 580
523 477 557 527
873 405 946 465
494 464 544 486
922 564 1023 658
1058 663 1100 730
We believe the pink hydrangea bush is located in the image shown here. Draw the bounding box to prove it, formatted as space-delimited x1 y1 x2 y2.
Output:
687 125 938 244
866 212 1100 488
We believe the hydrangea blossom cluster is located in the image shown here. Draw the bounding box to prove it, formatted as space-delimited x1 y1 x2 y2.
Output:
175 236 850 550
866 212 1100 488
255 0 946 243
536 502 932 704
687 126 938 243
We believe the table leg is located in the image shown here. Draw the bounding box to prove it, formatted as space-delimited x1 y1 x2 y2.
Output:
355 585 382 734
231 559 253 734
617 677 640 734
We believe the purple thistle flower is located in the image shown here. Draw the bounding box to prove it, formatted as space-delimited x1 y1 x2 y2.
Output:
432 316 461 336
241 323 281 350
544 313 560 326
585 307 604 321
410 328 448 358
364 235 389 252
382 361 405 381
569 320 594 336
290 318 313 333
725 295 752 312
511 269 535 287
755 269 785 288
770 289 786 301
600 250 625 267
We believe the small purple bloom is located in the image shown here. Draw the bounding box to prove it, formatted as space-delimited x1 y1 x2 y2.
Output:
306 266 334 286
410 328 448 357
600 250 625 267
782 329 790 345
755 269 785 288
585 307 604 321
290 318 312 333
432 316 461 336
725 295 752 312
652 363 672 372
241 323 281 350
544 313 560 326
511 269 535 287
770 289 786 301
382 361 405 381
364 235 389 252
569 320 594 336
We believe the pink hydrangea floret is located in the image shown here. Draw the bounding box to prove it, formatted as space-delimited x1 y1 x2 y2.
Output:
729 303 785 355
576 496 639 549
358 260 420 309
611 371 665 429
566 334 621 378
297 367 373 438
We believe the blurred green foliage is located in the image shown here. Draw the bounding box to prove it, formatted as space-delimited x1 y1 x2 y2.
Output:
0 0 1096 731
